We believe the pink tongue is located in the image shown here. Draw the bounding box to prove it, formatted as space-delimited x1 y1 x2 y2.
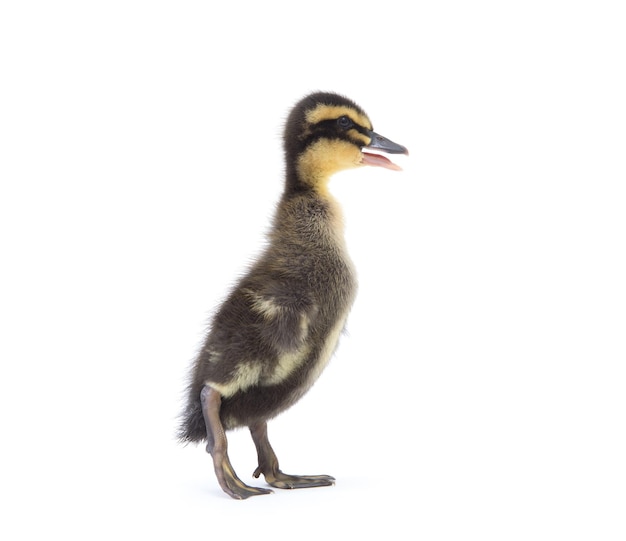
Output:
361 151 403 171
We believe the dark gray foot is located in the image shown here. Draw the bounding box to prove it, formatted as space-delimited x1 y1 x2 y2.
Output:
253 467 335 489
250 421 335 491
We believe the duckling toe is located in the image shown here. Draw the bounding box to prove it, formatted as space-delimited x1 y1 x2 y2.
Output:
224 482 274 500
219 460 274 499
262 471 336 490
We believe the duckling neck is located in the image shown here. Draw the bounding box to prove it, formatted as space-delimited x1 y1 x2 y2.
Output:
276 174 347 248
285 163 333 197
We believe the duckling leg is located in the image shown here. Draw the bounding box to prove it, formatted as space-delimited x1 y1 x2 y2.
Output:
250 421 335 489
200 385 272 499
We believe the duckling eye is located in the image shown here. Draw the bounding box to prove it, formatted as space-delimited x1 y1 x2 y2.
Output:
337 116 353 129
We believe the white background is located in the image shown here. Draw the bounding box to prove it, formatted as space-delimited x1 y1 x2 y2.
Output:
1 1 625 539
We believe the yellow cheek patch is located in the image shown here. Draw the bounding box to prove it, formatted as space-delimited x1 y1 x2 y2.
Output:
305 105 372 130
297 139 363 189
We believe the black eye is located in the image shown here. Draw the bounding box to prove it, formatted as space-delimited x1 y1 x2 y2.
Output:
337 116 352 129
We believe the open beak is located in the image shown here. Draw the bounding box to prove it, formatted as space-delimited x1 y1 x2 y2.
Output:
361 129 409 171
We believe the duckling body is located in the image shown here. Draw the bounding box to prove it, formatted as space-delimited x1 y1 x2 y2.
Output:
179 92 407 499
187 191 355 432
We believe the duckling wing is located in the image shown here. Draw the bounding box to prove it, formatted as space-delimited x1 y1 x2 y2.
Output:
245 282 318 353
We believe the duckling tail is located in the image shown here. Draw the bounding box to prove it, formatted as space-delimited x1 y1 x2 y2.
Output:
177 391 207 444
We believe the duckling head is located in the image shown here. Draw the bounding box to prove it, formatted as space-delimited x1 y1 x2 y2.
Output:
284 92 408 193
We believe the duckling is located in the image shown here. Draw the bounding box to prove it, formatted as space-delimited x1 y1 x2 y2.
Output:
179 91 408 499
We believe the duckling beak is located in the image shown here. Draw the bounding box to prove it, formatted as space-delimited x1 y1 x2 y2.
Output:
361 129 409 171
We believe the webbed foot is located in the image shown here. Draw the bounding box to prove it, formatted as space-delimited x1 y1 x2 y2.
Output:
250 421 335 491
217 455 273 499
252 467 335 489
